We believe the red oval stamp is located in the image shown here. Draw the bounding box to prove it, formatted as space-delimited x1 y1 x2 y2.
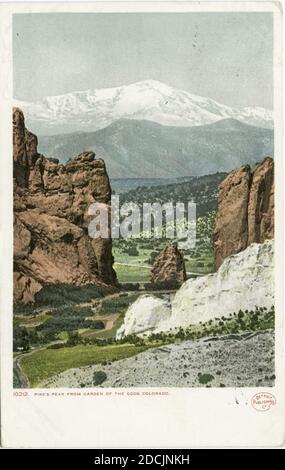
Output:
251 392 276 412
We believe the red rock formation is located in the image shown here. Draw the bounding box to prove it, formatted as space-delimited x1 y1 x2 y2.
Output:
214 157 274 270
150 244 186 286
13 108 116 303
247 158 274 245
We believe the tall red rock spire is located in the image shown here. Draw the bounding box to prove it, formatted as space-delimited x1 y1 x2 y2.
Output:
213 157 274 270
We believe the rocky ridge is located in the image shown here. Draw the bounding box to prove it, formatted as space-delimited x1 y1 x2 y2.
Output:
13 108 116 303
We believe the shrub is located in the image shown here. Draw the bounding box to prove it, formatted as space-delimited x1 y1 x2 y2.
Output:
13 303 37 315
198 373 214 385
35 305 105 340
100 295 140 314
144 281 180 291
123 246 139 256
92 320 105 330
66 331 81 346
196 261 204 268
93 371 107 386
15 284 106 313
41 330 58 342
13 325 30 351
147 251 160 265
118 283 140 291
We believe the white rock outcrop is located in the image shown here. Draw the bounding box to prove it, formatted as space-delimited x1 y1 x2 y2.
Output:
116 295 171 339
165 239 274 329
117 240 274 337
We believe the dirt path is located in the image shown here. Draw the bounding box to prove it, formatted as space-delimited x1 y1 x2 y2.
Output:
70 291 127 309
13 354 29 388
15 292 123 318
105 318 116 330
15 289 178 318
13 340 66 389
14 348 42 388
114 262 151 269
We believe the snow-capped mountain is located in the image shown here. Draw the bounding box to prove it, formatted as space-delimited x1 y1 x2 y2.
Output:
15 80 273 135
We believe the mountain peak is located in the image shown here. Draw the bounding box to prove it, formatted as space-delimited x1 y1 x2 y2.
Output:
127 79 173 91
16 80 273 136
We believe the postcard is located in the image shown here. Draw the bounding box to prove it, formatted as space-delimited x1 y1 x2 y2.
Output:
0 1 284 448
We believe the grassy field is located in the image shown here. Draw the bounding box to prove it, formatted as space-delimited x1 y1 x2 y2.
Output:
114 250 214 281
114 263 151 283
21 343 149 387
14 312 52 328
185 252 214 275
